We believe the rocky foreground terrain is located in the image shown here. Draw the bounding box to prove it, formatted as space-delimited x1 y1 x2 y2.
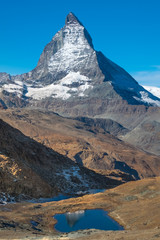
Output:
0 177 160 239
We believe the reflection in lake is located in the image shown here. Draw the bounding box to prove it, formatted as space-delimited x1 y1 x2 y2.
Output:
54 209 124 233
65 210 85 227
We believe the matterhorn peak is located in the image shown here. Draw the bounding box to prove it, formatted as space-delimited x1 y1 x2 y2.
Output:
0 13 160 111
65 12 83 26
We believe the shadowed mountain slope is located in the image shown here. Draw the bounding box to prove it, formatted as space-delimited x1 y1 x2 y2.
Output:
0 118 123 202
0 109 160 180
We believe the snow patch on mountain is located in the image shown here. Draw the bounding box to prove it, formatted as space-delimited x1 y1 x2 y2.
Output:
0 192 15 205
26 72 92 100
1 83 23 97
143 86 160 99
62 166 89 187
134 91 160 106
55 165 90 194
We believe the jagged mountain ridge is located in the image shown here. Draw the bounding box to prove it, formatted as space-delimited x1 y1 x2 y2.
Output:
0 12 160 112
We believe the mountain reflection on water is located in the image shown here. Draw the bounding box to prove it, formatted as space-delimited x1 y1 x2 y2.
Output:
54 209 124 233
65 210 85 227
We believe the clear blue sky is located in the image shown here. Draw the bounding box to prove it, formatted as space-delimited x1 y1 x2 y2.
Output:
0 0 160 86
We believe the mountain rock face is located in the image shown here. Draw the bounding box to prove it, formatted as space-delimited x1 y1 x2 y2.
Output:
122 120 160 155
0 118 123 202
0 12 160 116
1 109 160 180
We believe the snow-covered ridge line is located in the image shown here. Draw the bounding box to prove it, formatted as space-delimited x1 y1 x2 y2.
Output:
134 91 160 107
143 86 160 99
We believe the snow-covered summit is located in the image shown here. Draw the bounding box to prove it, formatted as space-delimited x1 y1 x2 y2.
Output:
47 20 95 75
21 12 95 90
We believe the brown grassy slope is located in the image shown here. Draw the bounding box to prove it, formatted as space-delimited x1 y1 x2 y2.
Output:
0 108 160 179
0 118 122 200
